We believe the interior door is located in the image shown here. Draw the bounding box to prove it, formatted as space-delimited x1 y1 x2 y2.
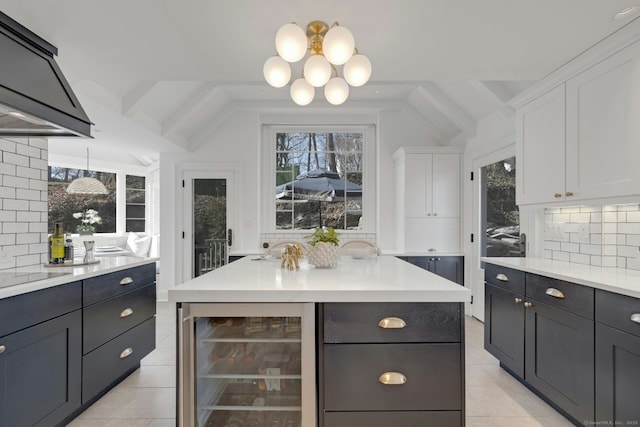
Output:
182 171 234 280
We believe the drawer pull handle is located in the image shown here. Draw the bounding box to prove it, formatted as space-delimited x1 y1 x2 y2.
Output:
515 297 523 304
496 274 509 282
120 308 134 318
631 314 640 324
120 277 134 285
378 317 407 329
0 345 5 354
120 347 133 359
545 288 565 299
378 371 407 385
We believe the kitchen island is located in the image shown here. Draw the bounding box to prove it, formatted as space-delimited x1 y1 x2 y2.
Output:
169 255 471 427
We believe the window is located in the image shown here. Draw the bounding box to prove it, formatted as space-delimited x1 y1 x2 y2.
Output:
126 175 146 232
47 167 147 235
275 131 364 230
48 167 116 234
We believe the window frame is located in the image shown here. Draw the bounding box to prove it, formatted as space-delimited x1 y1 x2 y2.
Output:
261 124 376 234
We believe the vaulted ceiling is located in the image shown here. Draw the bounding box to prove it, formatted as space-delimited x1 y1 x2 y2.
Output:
1 0 638 166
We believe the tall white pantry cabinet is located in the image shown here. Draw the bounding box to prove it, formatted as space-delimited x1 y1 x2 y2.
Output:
393 147 462 253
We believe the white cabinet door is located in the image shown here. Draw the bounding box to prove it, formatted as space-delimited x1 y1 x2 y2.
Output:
432 154 460 218
516 84 566 205
404 218 460 253
404 154 432 218
566 41 640 200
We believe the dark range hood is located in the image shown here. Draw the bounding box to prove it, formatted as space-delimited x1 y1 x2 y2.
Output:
0 11 91 138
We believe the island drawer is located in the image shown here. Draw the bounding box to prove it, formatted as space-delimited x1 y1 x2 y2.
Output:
83 263 156 307
323 302 461 343
324 411 461 427
83 283 156 354
82 316 155 403
526 273 594 319
484 263 525 294
323 343 462 411
0 281 81 338
596 289 640 337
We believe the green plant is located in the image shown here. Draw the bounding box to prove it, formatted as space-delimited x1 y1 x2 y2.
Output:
306 227 340 246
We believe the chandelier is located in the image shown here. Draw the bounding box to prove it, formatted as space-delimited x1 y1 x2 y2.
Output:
263 21 372 106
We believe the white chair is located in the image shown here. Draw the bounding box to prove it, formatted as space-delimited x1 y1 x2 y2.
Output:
339 240 380 257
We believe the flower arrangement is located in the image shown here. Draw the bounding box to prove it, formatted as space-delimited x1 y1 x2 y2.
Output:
72 209 102 234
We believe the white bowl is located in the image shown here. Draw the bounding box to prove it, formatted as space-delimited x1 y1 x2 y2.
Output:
349 247 372 259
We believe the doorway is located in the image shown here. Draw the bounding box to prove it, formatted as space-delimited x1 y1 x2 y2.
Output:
182 171 234 280
470 151 519 321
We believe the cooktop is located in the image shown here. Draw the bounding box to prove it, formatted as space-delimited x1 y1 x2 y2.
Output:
0 271 69 289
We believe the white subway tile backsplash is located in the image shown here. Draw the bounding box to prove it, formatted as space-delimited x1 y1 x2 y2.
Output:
544 203 640 271
0 137 48 268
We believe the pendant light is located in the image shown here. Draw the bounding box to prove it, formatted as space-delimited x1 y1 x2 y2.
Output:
66 147 108 194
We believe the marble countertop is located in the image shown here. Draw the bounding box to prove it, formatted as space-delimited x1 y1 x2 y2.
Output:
0 256 158 300
169 255 471 303
482 257 640 299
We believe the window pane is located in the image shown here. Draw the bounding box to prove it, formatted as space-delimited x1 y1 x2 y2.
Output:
274 131 364 231
126 175 146 232
126 204 145 219
48 167 116 233
126 219 145 232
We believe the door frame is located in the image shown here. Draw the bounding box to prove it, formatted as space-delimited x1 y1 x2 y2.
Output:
178 164 238 282
470 144 515 321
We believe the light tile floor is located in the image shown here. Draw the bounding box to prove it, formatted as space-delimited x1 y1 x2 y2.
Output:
68 302 574 427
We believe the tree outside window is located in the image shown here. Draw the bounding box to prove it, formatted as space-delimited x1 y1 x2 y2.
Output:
275 131 364 230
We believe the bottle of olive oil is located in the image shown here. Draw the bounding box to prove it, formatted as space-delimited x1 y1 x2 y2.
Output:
49 223 65 264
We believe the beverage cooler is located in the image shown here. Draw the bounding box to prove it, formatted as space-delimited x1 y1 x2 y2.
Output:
177 303 316 427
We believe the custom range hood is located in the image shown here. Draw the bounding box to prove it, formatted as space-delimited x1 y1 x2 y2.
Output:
0 11 91 138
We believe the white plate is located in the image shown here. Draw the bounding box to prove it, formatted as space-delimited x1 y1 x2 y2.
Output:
96 246 121 252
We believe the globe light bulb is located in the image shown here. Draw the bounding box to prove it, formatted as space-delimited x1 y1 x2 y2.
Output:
275 23 308 62
343 54 372 87
324 77 349 105
263 56 291 88
290 78 315 105
303 55 332 87
322 25 355 65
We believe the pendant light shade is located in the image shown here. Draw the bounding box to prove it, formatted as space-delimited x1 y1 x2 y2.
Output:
324 77 349 105
263 56 292 88
343 54 372 87
303 55 332 87
322 26 355 65
275 23 308 62
66 148 108 195
290 78 315 106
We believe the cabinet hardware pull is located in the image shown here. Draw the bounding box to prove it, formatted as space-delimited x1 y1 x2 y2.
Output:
120 308 134 318
496 273 509 282
120 347 133 359
378 371 407 385
566 191 574 197
515 298 523 304
378 317 407 329
0 345 5 354
631 314 640 324
545 288 565 299
524 302 533 308
427 248 436 252
426 213 432 216
120 277 134 285
433 213 438 216
554 193 562 198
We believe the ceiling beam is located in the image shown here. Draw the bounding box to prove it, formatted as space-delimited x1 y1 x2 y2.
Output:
416 82 476 137
122 81 158 115
468 81 515 118
162 83 227 136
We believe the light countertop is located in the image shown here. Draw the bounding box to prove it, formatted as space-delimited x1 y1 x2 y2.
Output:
0 256 158 300
482 257 640 299
169 255 471 303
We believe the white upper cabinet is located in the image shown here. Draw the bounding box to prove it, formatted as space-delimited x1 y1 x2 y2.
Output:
514 37 640 206
516 84 566 205
565 41 640 200
394 147 462 253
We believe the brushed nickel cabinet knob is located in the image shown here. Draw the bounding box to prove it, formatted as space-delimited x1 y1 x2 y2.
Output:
524 302 533 308
515 297 523 304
